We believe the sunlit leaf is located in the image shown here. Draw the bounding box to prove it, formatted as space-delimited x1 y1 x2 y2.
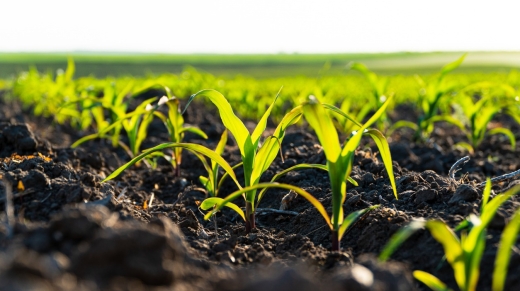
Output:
204 183 332 230
365 129 397 199
200 197 245 221
413 270 453 291
338 205 379 240
493 207 520 291
425 220 465 290
379 219 426 262
488 127 516 150
102 142 241 189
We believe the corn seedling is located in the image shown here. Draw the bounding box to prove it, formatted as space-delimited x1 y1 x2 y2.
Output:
452 82 517 152
151 92 208 176
396 54 467 141
300 94 397 250
197 129 228 197
379 181 520 291
72 96 159 161
349 62 391 131
185 88 303 232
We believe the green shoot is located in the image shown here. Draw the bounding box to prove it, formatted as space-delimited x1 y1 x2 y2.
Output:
413 54 467 141
453 82 517 151
301 94 397 250
198 130 228 197
184 88 302 232
349 62 391 130
153 94 208 176
379 183 520 291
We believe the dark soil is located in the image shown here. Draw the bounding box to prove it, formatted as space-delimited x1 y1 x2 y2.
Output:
1 91 520 291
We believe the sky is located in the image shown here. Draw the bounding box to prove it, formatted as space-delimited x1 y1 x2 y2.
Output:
2 0 519 54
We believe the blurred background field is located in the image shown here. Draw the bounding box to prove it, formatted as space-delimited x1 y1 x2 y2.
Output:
2 51 520 79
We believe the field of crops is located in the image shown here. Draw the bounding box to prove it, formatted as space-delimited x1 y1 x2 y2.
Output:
1 53 520 291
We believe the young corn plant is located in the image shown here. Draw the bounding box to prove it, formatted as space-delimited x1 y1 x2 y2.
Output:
151 93 208 176
391 54 467 141
349 62 391 131
72 96 159 161
452 82 517 153
197 129 228 197
379 181 520 291
102 88 306 233
300 94 397 250
184 88 303 232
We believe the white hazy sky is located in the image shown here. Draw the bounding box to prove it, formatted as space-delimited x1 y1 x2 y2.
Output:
2 0 519 53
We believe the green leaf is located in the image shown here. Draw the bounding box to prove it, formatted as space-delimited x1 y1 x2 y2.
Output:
488 127 516 150
250 105 303 186
212 129 229 182
429 115 466 131
204 183 332 230
481 177 492 214
387 120 419 135
215 129 228 156
440 53 466 77
493 207 520 291
350 62 379 92
453 142 475 155
184 89 251 158
425 220 465 290
199 176 211 194
338 205 379 240
302 96 341 163
64 57 75 82
466 185 520 253
217 162 243 191
200 197 245 221
465 228 486 291
365 129 397 199
102 142 241 189
71 133 105 148
179 126 209 139
251 87 281 146
413 270 453 291
379 219 426 262
322 103 362 128
257 163 337 204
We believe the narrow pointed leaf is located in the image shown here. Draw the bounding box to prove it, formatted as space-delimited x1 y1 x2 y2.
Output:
179 126 209 139
200 197 245 221
102 142 241 189
184 89 251 157
413 271 453 291
425 220 465 290
250 106 302 185
379 219 426 261
440 54 466 76
481 177 492 213
338 205 379 240
365 129 397 199
256 163 353 204
302 96 341 163
493 208 520 291
251 87 281 146
322 103 362 127
204 183 332 230
488 127 516 150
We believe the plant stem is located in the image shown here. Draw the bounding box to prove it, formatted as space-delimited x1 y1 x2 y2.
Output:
175 162 181 177
245 201 256 233
331 230 340 251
